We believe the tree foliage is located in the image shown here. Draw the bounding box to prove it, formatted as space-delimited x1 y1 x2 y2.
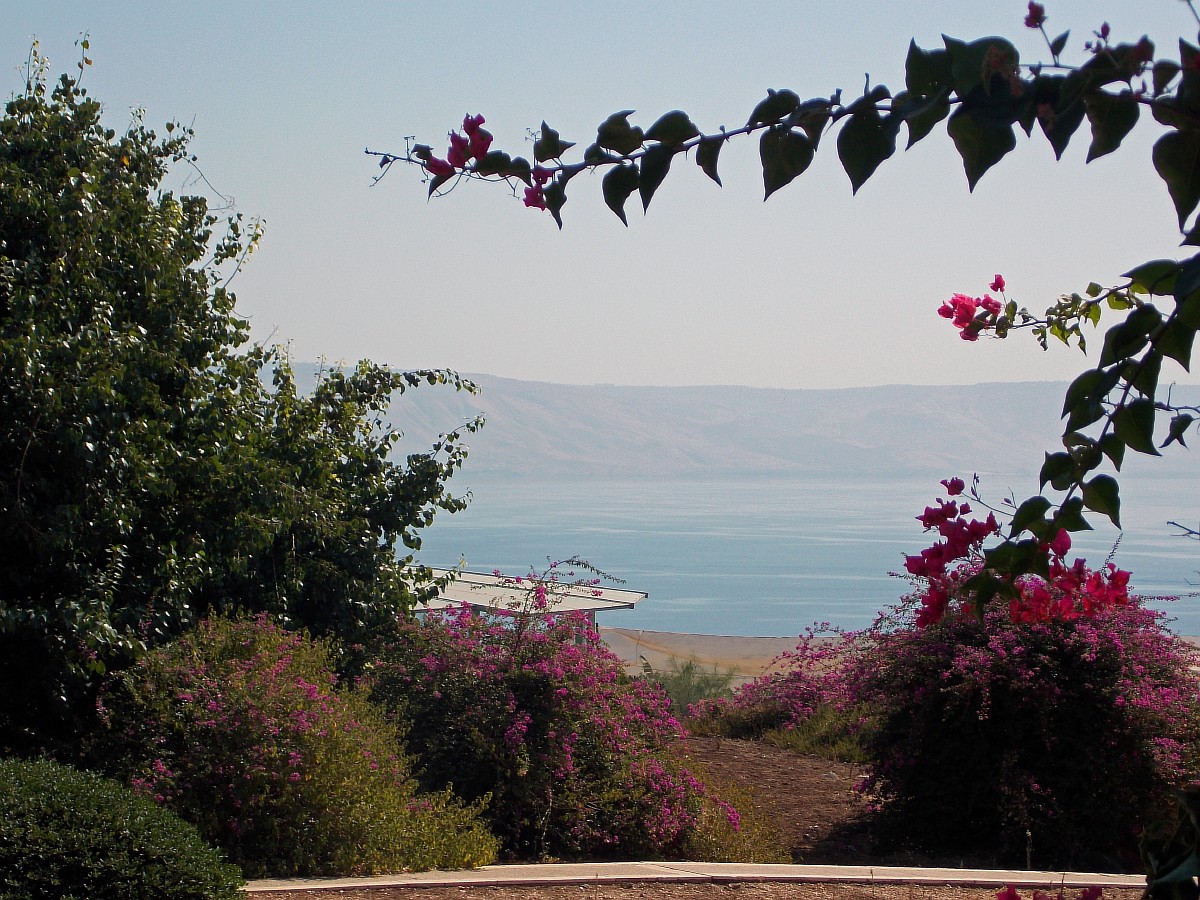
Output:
375 5 1200 608
0 49 481 754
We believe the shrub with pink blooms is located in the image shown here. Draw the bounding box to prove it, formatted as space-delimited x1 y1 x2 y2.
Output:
88 614 497 877
856 594 1200 870
368 570 780 862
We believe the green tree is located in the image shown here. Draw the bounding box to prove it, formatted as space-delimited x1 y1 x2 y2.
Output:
377 4 1200 612
0 48 480 755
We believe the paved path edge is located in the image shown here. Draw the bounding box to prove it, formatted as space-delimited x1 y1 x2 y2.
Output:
245 861 1149 893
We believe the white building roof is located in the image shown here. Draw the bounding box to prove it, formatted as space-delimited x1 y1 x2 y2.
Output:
422 567 647 615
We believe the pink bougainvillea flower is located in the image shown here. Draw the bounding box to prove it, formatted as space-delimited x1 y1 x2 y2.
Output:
940 477 966 496
462 113 485 135
425 157 455 177
532 166 554 186
1049 528 1071 558
990 274 1006 293
1024 2 1046 29
524 185 547 210
980 295 1002 316
469 128 493 161
447 131 470 168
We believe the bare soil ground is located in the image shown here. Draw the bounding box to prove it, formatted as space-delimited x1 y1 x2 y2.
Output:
254 736 1146 900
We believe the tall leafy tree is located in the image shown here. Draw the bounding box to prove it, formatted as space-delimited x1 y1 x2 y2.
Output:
0 49 480 754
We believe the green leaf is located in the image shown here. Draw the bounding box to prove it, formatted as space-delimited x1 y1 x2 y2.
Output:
1039 451 1075 491
1051 498 1092 534
1082 474 1122 528
837 108 898 194
759 128 814 200
1113 397 1161 455
747 89 800 126
1125 258 1180 295
534 122 575 162
1153 128 1200 230
543 180 567 229
472 150 513 177
1099 305 1163 367
427 171 452 197
905 41 952 96
944 36 1020 99
638 144 674 212
1154 60 1182 96
1009 495 1052 538
695 137 722 186
602 164 639 226
1085 90 1140 162
596 110 645 156
646 110 700 148
786 99 832 147
505 156 532 185
1125 349 1163 400
947 106 1016 190
1099 432 1127 470
1158 318 1196 370
1050 30 1070 59
1163 413 1195 448
1038 90 1088 159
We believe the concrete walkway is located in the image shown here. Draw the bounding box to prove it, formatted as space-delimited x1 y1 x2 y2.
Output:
245 861 1148 893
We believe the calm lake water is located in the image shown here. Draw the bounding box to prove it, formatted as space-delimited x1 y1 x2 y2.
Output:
416 469 1200 637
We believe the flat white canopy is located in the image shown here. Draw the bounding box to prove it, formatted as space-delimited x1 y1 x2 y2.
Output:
423 567 647 615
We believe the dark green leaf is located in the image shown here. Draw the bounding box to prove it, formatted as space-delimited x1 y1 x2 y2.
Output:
1039 452 1075 491
1154 60 1182 96
1051 498 1092 534
472 150 512 177
1153 128 1200 230
427 171 452 196
1125 258 1180 295
786 99 832 147
891 91 951 148
1099 305 1163 367
1082 474 1122 527
837 108 898 193
638 144 674 211
596 110 645 156
947 106 1016 190
695 137 722 186
1125 349 1163 400
1113 397 1161 455
906 41 952 96
944 36 1020 99
1085 90 1140 162
1163 413 1195 448
1158 318 1196 370
505 156 532 185
1009 495 1052 538
747 89 800 126
1099 432 1127 470
1050 30 1070 59
602 164 639 226
543 179 567 229
583 143 612 164
646 110 700 148
759 128 814 200
534 122 575 162
1038 90 1088 159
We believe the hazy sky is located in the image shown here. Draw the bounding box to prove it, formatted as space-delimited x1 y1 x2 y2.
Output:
6 2 1196 389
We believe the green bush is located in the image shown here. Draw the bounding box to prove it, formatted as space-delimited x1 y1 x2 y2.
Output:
642 657 735 718
0 756 242 900
90 614 497 877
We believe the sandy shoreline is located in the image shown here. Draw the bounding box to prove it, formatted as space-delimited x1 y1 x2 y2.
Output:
600 627 799 683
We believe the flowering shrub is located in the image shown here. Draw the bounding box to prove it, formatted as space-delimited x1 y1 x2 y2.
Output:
368 569 760 861
857 594 1200 870
696 481 1200 869
89 614 497 877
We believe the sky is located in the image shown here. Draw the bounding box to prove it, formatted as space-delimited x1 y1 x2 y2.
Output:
5 2 1198 390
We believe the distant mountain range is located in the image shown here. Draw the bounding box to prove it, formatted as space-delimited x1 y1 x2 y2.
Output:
294 366 1200 480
